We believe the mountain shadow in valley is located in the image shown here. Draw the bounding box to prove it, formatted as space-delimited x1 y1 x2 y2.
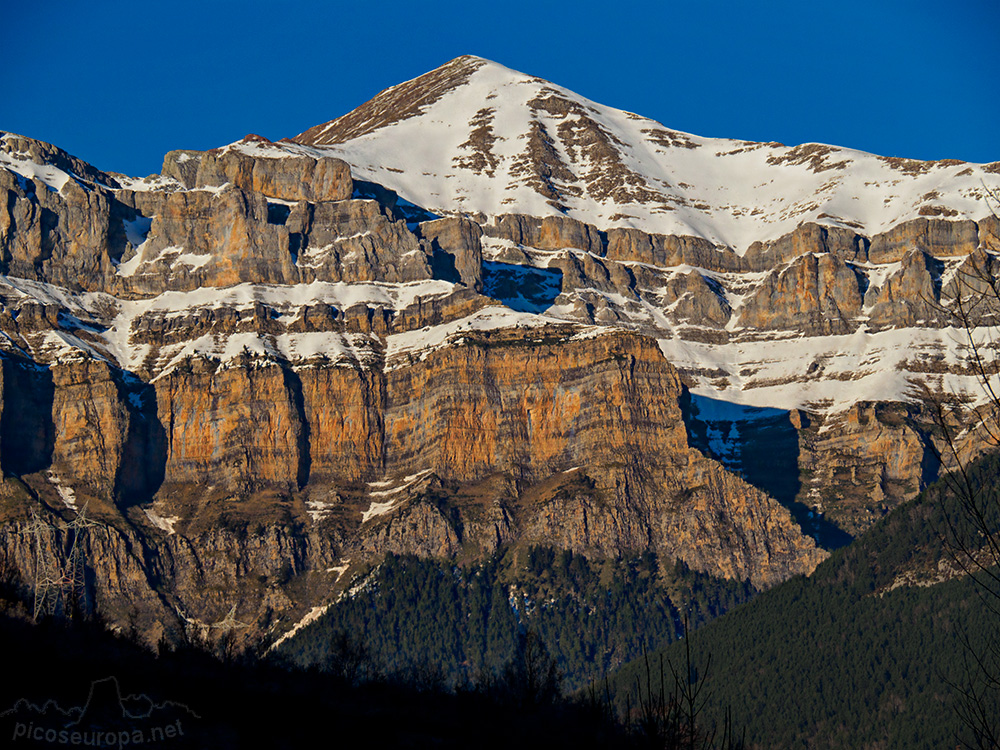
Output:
681 390 851 550
482 261 562 313
0 357 55 477
114 375 166 507
352 180 441 224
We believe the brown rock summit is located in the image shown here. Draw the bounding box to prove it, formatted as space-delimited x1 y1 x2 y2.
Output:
296 55 488 146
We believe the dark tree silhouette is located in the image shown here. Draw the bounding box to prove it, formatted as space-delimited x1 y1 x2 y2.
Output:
926 186 1000 749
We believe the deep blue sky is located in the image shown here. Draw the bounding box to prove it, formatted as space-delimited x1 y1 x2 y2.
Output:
3 0 998 177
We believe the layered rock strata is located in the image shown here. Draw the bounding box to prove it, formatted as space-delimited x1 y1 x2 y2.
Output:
0 99 997 649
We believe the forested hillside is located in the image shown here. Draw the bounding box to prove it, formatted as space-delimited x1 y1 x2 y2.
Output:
279 548 754 690
614 452 1000 748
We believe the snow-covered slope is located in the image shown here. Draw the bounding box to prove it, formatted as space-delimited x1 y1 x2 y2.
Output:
295 55 1000 252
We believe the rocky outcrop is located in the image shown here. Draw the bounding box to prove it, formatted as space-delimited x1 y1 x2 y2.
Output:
486 214 605 254
297 199 432 283
0 133 120 188
548 251 638 299
0 477 338 649
941 247 1000 327
1 133 431 298
113 190 435 292
163 136 353 202
742 222 868 270
795 402 937 535
665 271 732 327
0 166 128 291
417 217 484 291
120 185 297 293
657 461 826 587
869 218 980 263
740 252 864 334
0 506 181 646
357 498 462 559
606 227 743 271
866 249 948 330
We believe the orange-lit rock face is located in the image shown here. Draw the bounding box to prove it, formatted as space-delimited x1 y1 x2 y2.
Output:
51 358 129 496
384 331 688 483
154 357 305 492
298 364 385 485
39 325 819 591
145 330 691 496
740 252 863 334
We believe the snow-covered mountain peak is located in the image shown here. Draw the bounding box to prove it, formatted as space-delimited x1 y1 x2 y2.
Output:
291 56 999 252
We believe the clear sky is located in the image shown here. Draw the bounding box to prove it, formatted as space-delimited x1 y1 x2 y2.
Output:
3 0 998 177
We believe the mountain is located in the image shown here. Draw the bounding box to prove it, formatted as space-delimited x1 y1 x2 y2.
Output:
297 55 1000 536
296 55 997 250
0 55 997 649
